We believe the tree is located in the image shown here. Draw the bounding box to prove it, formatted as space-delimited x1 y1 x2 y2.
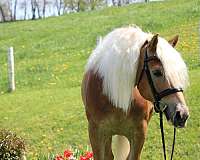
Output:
55 0 63 16
63 0 80 13
13 0 18 20
20 0 28 20
0 0 18 22
41 0 51 18
42 0 47 18
89 0 100 10
63 0 69 13
111 0 116 6
32 0 50 19
0 1 11 22
125 0 130 5
31 0 37 20
0 5 6 22
35 0 42 19
117 0 121 6
30 0 52 20
7 0 13 21
76 0 88 12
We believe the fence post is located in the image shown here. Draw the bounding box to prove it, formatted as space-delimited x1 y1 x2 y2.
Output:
7 47 15 92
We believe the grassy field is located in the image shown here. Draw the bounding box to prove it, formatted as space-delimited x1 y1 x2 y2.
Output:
0 0 200 159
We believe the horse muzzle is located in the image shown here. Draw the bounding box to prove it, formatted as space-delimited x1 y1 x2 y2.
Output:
173 106 189 128
164 103 189 128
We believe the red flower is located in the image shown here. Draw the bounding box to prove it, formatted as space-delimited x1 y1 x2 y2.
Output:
64 149 73 158
85 152 93 159
80 156 88 160
56 155 64 160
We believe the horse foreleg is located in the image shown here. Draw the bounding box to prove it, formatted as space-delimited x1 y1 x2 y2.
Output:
127 122 147 160
104 136 114 160
127 138 144 160
88 123 106 160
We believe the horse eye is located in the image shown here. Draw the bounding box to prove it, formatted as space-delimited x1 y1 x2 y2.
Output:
152 70 163 77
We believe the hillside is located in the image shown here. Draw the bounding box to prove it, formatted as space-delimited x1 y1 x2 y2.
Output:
0 0 200 159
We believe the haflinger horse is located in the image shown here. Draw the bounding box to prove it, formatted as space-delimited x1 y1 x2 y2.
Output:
81 26 189 160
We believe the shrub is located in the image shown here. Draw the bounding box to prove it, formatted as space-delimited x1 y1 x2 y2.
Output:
0 129 26 160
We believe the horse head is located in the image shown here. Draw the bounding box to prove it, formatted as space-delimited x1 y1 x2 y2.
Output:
137 34 189 128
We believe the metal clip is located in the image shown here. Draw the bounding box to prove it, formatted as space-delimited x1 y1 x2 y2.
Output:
154 101 168 113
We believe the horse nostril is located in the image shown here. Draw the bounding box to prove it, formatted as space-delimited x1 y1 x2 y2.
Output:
174 110 188 128
174 111 181 122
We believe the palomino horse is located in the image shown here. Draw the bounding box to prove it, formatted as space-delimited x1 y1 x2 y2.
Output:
81 26 189 160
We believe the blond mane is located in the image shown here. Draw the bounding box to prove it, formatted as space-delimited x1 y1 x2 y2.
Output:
85 26 189 112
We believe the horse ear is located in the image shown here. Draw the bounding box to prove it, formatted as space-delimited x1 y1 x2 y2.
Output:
142 40 148 48
148 34 159 53
168 35 179 47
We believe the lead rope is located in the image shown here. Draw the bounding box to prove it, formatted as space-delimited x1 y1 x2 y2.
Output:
159 112 167 160
170 127 176 160
159 111 176 160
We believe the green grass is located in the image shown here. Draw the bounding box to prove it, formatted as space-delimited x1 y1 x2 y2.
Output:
0 0 200 159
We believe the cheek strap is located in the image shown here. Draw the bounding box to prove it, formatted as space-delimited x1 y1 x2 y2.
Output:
137 49 184 112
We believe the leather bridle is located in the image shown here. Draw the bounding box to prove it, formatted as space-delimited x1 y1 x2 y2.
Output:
137 47 183 160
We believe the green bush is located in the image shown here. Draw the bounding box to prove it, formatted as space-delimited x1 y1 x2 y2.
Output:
0 129 26 160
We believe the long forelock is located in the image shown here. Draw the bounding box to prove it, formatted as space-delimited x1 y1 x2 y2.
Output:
157 37 189 90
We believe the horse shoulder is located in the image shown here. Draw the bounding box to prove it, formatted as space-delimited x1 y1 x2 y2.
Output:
132 87 153 122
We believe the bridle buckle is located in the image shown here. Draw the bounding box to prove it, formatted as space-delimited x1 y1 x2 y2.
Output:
154 101 168 113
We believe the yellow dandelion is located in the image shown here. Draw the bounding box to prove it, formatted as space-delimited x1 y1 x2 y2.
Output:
48 146 53 151
63 64 68 70
42 134 46 137
55 76 59 80
48 82 56 85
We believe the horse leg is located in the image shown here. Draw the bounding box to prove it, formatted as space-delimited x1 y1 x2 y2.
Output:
88 122 106 160
127 138 144 160
127 121 147 160
104 136 114 160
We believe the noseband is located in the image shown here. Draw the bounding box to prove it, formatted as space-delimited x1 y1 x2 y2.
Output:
137 48 183 160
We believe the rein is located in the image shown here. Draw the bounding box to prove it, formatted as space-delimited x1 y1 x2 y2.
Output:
137 49 183 160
